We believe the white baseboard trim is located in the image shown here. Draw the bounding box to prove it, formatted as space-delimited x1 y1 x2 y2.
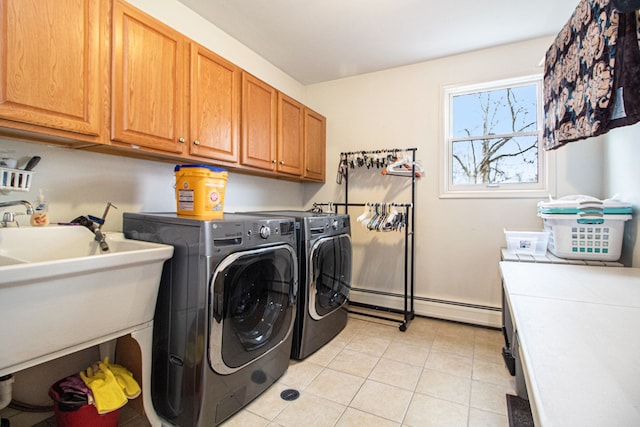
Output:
349 289 502 329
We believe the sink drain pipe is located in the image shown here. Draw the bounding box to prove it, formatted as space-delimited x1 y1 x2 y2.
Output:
0 375 13 411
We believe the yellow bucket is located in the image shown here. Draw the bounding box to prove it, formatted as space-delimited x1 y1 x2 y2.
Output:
174 165 228 218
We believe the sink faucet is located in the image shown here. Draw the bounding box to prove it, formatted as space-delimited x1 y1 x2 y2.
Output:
0 200 34 227
71 215 110 252
70 202 117 252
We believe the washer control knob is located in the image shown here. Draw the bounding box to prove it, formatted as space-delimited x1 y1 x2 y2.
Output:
259 225 271 239
332 220 339 230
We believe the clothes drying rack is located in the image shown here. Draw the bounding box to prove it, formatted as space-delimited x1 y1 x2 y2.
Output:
319 147 418 331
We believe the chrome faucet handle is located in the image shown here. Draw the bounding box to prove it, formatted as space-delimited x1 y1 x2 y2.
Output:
1 211 27 227
3 211 15 223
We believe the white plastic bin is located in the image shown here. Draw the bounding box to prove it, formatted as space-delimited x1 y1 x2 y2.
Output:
504 230 550 256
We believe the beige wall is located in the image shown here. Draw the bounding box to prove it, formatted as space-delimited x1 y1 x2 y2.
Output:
304 36 605 326
604 124 640 267
0 138 307 232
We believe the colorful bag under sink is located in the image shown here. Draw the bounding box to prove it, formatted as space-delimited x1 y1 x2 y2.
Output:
537 195 632 261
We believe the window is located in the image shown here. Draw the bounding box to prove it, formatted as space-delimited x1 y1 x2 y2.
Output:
441 75 554 198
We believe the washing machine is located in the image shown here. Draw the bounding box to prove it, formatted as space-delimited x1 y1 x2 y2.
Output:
245 211 352 360
123 213 298 427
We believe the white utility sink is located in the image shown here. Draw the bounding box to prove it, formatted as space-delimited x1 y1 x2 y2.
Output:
0 225 173 376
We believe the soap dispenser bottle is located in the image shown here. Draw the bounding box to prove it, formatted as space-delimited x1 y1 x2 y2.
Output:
30 189 50 226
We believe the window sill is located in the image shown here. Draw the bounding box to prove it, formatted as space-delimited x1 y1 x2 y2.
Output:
439 188 556 199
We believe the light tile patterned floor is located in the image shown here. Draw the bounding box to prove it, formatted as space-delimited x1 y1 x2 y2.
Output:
222 315 516 427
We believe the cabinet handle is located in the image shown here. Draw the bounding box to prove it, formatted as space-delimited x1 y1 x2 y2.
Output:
193 140 200 146
178 137 185 143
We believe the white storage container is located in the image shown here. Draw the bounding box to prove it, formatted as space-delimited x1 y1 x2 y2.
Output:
538 195 632 261
504 229 550 256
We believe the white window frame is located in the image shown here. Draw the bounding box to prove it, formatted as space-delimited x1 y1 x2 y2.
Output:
440 75 555 199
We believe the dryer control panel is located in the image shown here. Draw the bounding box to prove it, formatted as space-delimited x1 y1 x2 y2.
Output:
307 214 351 238
244 219 296 245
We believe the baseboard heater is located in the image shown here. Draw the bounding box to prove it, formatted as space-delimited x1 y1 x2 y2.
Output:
348 287 501 328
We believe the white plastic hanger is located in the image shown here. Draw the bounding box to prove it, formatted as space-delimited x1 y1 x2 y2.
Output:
356 203 370 222
382 155 423 177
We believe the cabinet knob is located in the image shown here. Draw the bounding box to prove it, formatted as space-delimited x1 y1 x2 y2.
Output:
272 159 276 164
178 137 185 143
193 140 200 146
280 160 285 165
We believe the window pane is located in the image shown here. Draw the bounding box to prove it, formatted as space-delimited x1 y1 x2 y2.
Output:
442 76 551 198
452 85 538 139
451 136 539 185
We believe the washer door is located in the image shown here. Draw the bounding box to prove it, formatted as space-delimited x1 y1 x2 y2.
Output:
209 244 297 374
309 234 352 320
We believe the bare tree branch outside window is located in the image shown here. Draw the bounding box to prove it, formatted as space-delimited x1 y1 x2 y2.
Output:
450 84 539 186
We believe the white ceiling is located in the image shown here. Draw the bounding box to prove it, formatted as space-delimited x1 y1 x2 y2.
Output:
176 0 580 85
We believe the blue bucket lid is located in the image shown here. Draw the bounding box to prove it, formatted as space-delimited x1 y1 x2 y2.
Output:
174 164 227 172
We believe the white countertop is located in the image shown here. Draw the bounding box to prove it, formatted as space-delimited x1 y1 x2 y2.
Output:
500 262 640 427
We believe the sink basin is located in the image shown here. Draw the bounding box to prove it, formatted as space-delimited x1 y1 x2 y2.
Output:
0 254 25 266
0 225 173 376
0 225 166 263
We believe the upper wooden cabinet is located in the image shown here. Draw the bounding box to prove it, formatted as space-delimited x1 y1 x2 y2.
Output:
241 73 277 172
303 108 326 182
0 0 109 143
277 93 304 177
241 75 317 179
189 44 240 164
0 0 326 182
112 1 241 164
112 0 187 155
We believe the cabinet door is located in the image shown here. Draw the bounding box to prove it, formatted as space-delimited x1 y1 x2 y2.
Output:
0 0 106 138
277 93 304 177
189 43 240 163
112 0 187 154
241 73 277 171
303 108 326 182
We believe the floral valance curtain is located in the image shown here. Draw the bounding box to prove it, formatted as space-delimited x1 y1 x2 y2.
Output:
543 0 640 150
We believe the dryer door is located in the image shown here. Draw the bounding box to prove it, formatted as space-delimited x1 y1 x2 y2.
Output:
209 244 297 374
309 234 352 320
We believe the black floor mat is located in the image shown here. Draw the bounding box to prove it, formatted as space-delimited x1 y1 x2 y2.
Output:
506 394 534 427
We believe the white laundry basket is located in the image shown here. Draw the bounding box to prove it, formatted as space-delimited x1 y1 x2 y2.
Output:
538 195 632 261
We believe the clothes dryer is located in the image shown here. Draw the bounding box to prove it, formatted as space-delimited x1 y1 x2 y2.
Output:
245 211 351 359
123 213 298 427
